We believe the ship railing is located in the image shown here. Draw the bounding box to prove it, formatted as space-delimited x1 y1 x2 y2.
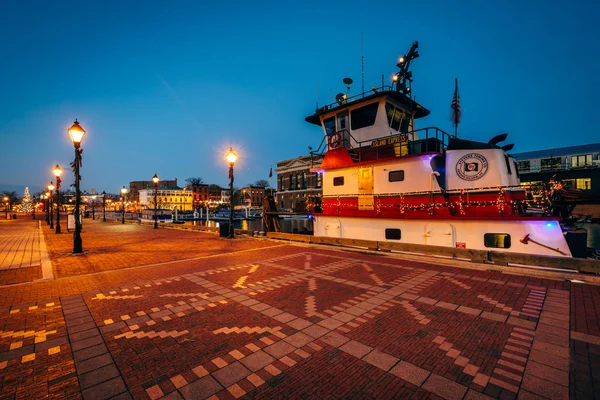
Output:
317 85 396 112
313 126 454 162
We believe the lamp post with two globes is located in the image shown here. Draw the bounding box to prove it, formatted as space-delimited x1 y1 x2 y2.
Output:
53 164 63 233
226 148 237 239
102 191 106 222
3 196 8 220
68 120 86 254
152 174 159 229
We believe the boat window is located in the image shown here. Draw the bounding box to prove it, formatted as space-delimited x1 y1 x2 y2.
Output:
513 161 520 179
333 177 344 186
351 103 378 130
388 170 405 182
484 233 511 248
504 155 512 175
385 103 403 131
385 228 401 240
337 112 348 131
323 117 336 135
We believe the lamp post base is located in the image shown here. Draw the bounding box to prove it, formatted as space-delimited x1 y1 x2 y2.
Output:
73 235 83 254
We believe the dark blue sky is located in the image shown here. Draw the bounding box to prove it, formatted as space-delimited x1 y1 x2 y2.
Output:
1 0 598 194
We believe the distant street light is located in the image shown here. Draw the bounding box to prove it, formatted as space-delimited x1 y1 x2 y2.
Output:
44 193 50 224
92 195 97 220
3 196 8 219
152 174 159 229
53 164 63 233
102 191 106 222
226 148 237 239
68 119 86 253
48 181 55 229
31 195 36 220
121 186 128 224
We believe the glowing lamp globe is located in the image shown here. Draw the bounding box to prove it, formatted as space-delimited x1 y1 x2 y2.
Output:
48 182 55 191
68 120 86 147
226 148 237 164
53 164 63 178
152 174 159 184
121 186 128 195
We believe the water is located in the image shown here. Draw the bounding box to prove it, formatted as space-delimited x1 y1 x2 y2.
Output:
190 217 313 233
581 223 600 249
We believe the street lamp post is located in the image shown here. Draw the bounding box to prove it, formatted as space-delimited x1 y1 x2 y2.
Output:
121 186 128 224
53 164 63 233
226 148 237 239
102 191 106 222
3 196 8 220
92 195 96 220
152 174 159 229
48 182 55 229
68 120 86 254
32 196 36 220
44 193 50 224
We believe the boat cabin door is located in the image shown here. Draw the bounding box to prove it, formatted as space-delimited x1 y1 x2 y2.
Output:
336 111 349 148
424 222 455 247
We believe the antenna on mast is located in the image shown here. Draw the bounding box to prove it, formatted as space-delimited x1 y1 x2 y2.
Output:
361 31 365 97
316 80 318 111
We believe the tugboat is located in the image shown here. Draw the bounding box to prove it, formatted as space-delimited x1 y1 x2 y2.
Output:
306 41 575 257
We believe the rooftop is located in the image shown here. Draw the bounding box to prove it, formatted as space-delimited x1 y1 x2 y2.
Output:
511 143 600 160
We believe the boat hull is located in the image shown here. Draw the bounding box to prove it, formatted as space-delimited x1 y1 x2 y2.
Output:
313 215 571 257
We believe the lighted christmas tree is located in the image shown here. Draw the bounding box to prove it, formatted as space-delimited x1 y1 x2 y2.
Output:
21 187 33 213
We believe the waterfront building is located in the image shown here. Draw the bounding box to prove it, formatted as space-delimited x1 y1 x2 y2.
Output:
512 143 600 216
139 186 193 211
239 185 266 207
275 154 324 210
129 178 178 200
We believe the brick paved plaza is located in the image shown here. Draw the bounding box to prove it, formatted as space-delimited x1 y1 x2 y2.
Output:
1 218 600 399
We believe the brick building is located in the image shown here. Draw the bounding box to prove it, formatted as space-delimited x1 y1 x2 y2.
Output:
275 154 324 210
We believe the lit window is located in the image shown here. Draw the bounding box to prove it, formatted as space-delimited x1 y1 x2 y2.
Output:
576 178 591 190
484 233 511 248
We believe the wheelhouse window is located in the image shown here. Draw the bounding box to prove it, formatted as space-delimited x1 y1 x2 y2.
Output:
350 103 378 130
388 170 405 182
484 233 511 248
333 177 344 186
385 228 401 240
323 117 336 136
385 103 410 132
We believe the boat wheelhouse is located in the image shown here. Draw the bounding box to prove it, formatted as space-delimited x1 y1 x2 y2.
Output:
306 42 572 257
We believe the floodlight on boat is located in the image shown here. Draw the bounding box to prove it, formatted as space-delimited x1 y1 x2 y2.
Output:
399 56 405 64
392 74 399 82
335 93 347 105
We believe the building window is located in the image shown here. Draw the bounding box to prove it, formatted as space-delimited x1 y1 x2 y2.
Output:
297 173 301 189
333 177 344 186
385 228 401 240
576 178 591 190
350 102 379 130
302 172 307 189
316 173 322 188
572 154 593 168
541 157 561 171
388 170 405 182
484 233 511 248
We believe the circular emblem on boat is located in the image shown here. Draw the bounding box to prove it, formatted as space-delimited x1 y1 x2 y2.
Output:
456 153 488 181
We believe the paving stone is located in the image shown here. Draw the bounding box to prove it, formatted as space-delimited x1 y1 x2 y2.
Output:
179 376 223 400
283 332 313 348
422 373 468 400
263 340 296 358
79 364 120 389
320 331 350 348
339 340 373 359
76 354 114 375
390 361 431 386
81 376 127 400
521 374 568 399
211 362 251 388
239 351 275 372
302 324 330 338
362 349 399 371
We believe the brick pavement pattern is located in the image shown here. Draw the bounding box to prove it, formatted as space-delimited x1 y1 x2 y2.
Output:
1 219 599 399
0 219 45 284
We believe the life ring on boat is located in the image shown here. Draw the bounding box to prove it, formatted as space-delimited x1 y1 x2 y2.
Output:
328 131 341 149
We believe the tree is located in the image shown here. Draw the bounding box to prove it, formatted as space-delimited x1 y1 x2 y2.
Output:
185 177 204 186
21 187 33 213
2 191 18 204
254 179 269 188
